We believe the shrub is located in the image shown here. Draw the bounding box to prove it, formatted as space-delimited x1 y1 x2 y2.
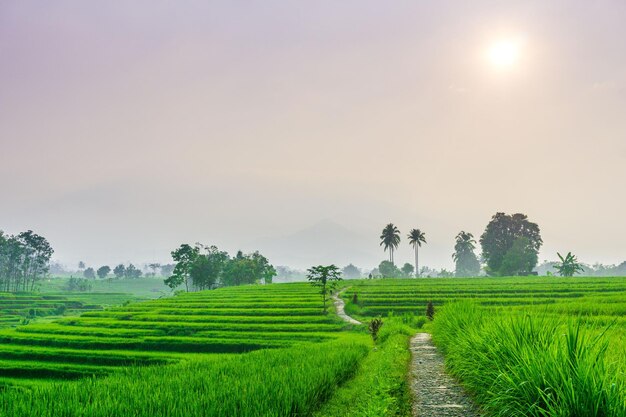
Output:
368 318 384 343
425 301 435 321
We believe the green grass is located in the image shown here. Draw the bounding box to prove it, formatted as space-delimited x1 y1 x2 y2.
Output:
0 339 368 417
315 321 415 417
3 276 626 416
432 302 626 416
343 277 626 416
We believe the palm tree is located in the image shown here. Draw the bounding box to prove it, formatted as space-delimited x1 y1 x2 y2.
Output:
452 231 476 262
408 229 426 277
380 223 401 264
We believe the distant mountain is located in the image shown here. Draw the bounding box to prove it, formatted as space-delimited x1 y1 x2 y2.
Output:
250 219 377 270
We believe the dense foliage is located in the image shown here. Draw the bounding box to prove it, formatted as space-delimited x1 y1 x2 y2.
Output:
164 244 276 291
480 213 542 276
0 230 53 292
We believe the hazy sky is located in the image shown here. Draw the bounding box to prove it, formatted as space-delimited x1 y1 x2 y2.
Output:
1 1 625 270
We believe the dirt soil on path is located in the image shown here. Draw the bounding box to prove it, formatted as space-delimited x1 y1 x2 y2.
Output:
332 290 362 325
410 333 480 417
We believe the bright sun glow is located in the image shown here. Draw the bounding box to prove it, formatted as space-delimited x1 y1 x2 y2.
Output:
487 39 522 70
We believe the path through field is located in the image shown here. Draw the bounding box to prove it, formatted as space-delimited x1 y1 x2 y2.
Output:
332 289 361 325
411 333 480 417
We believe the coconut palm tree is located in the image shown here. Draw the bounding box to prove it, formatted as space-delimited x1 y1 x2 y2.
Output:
453 231 480 277
380 223 401 264
452 231 476 261
408 229 427 277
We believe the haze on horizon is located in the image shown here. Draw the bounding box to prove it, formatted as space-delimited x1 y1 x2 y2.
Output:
1 1 625 271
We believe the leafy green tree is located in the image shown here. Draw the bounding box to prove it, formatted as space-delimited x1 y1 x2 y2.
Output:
401 263 415 277
16 231 54 291
0 230 54 292
453 231 481 277
78 261 85 270
341 264 361 279
554 252 584 277
380 223 401 264
164 244 200 291
307 265 342 314
192 246 229 289
249 251 276 284
96 265 111 279
408 229 427 277
378 260 401 278
499 237 538 276
125 264 142 279
83 267 96 279
113 264 126 279
480 213 542 276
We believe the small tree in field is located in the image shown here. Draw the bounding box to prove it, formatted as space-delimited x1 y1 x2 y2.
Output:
368 318 384 343
554 252 584 277
307 265 342 314
426 301 435 321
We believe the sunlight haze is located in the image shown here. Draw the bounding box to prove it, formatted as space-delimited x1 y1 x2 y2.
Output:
1 1 625 270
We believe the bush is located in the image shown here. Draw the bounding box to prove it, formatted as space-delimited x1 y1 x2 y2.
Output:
425 301 435 321
368 318 384 343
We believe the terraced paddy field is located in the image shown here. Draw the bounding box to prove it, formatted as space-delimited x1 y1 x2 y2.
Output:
344 277 626 416
2 277 626 416
0 283 351 389
0 293 109 329
343 276 626 319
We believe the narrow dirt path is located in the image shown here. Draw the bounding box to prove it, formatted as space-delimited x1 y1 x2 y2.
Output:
332 289 362 325
410 333 480 417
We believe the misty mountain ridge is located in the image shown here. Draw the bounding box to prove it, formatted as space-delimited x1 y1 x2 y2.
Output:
250 219 378 270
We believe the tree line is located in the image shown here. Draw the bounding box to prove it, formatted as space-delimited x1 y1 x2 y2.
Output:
379 212 545 277
0 230 53 292
164 244 276 291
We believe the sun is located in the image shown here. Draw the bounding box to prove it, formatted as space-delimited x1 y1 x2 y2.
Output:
487 39 522 70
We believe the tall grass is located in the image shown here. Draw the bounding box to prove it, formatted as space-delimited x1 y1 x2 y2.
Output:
432 302 626 417
0 339 368 417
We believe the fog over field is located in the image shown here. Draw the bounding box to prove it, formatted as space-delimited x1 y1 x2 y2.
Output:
1 1 625 269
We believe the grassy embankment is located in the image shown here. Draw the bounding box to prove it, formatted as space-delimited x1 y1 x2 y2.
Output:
343 276 626 416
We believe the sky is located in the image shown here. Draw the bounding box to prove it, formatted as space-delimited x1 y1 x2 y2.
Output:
1 1 625 271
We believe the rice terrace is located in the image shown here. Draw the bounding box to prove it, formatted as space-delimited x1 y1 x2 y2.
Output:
2 2 626 416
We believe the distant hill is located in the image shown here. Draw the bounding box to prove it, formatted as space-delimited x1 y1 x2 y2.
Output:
250 219 377 270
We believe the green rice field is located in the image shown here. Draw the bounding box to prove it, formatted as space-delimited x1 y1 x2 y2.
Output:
1 277 626 416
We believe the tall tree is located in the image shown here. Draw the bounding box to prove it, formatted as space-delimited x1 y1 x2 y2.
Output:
452 231 481 277
113 264 126 279
83 267 96 279
193 246 229 289
401 263 415 277
378 260 401 278
164 244 199 291
380 223 401 264
96 265 111 279
480 213 542 276
307 265 342 314
0 230 53 292
341 264 361 279
407 229 427 277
